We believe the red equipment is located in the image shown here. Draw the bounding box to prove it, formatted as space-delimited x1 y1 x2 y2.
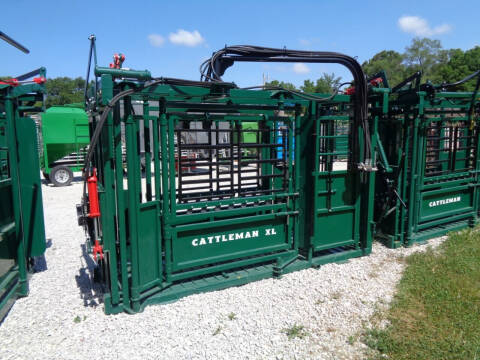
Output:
87 169 100 218
109 53 125 69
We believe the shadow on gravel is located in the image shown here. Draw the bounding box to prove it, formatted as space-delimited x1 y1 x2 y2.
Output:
75 244 104 308
32 239 52 273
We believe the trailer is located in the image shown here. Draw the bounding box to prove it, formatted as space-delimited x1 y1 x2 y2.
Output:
40 105 89 186
77 40 377 314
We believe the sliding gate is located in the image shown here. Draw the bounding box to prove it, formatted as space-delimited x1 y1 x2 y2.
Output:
303 96 375 262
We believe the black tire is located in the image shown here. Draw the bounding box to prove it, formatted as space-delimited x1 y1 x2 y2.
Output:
50 165 73 187
42 172 50 181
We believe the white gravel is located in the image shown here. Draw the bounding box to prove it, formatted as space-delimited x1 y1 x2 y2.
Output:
0 180 446 360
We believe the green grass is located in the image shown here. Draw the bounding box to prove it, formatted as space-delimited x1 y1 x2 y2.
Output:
282 324 308 340
364 229 480 360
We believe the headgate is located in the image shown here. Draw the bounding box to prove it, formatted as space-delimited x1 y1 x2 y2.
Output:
374 72 480 247
78 41 376 314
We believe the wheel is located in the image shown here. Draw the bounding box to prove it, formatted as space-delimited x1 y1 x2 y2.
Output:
50 165 73 187
42 171 50 181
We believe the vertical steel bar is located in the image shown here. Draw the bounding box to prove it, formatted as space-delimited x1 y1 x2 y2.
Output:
236 121 242 196
215 121 220 196
312 109 321 241
230 122 234 197
176 129 183 203
169 117 177 213
160 112 172 283
294 107 301 254
101 78 121 307
152 116 161 201
4 96 28 296
113 99 130 310
125 97 142 312
208 122 213 196
143 100 152 201
408 106 422 244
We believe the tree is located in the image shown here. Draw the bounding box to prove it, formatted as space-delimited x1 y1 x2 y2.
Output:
45 77 86 108
436 46 480 90
301 73 342 93
362 50 406 86
264 80 297 91
403 37 443 82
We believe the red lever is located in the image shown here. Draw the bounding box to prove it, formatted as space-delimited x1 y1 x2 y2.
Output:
345 87 355 95
33 76 46 84
0 78 19 86
369 77 383 87
87 169 100 218
92 239 104 260
109 53 126 69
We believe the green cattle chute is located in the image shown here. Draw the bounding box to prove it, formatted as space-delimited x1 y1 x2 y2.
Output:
373 71 480 248
78 42 376 315
0 69 47 319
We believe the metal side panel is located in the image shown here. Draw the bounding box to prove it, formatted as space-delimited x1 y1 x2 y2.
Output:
172 217 289 272
17 117 46 257
419 186 474 223
136 202 162 289
312 172 358 250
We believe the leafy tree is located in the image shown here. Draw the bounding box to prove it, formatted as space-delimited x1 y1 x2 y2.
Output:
300 73 342 93
264 80 297 91
403 37 443 82
45 77 86 108
362 50 406 86
436 47 480 90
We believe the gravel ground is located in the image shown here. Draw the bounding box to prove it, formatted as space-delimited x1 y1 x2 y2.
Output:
0 180 445 360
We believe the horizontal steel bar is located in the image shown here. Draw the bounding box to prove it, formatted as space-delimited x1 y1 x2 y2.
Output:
174 211 294 231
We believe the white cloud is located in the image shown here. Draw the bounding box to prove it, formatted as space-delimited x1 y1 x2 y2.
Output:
292 63 310 74
398 16 452 37
148 34 165 47
169 29 205 47
299 39 311 46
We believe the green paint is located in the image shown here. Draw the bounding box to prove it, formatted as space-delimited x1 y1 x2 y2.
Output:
83 66 375 314
0 72 47 318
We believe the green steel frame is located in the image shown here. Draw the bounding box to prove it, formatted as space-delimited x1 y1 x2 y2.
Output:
80 55 377 314
0 69 47 317
374 77 480 248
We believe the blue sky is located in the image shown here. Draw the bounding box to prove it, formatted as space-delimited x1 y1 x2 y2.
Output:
2 0 479 87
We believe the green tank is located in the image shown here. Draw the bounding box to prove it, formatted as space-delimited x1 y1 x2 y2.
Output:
40 105 89 186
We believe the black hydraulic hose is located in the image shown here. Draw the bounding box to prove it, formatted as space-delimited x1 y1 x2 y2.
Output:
436 70 480 90
199 45 371 166
82 86 136 198
391 71 422 93
240 82 352 102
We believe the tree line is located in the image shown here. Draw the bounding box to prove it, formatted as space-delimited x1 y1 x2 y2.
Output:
267 38 480 92
12 38 478 108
